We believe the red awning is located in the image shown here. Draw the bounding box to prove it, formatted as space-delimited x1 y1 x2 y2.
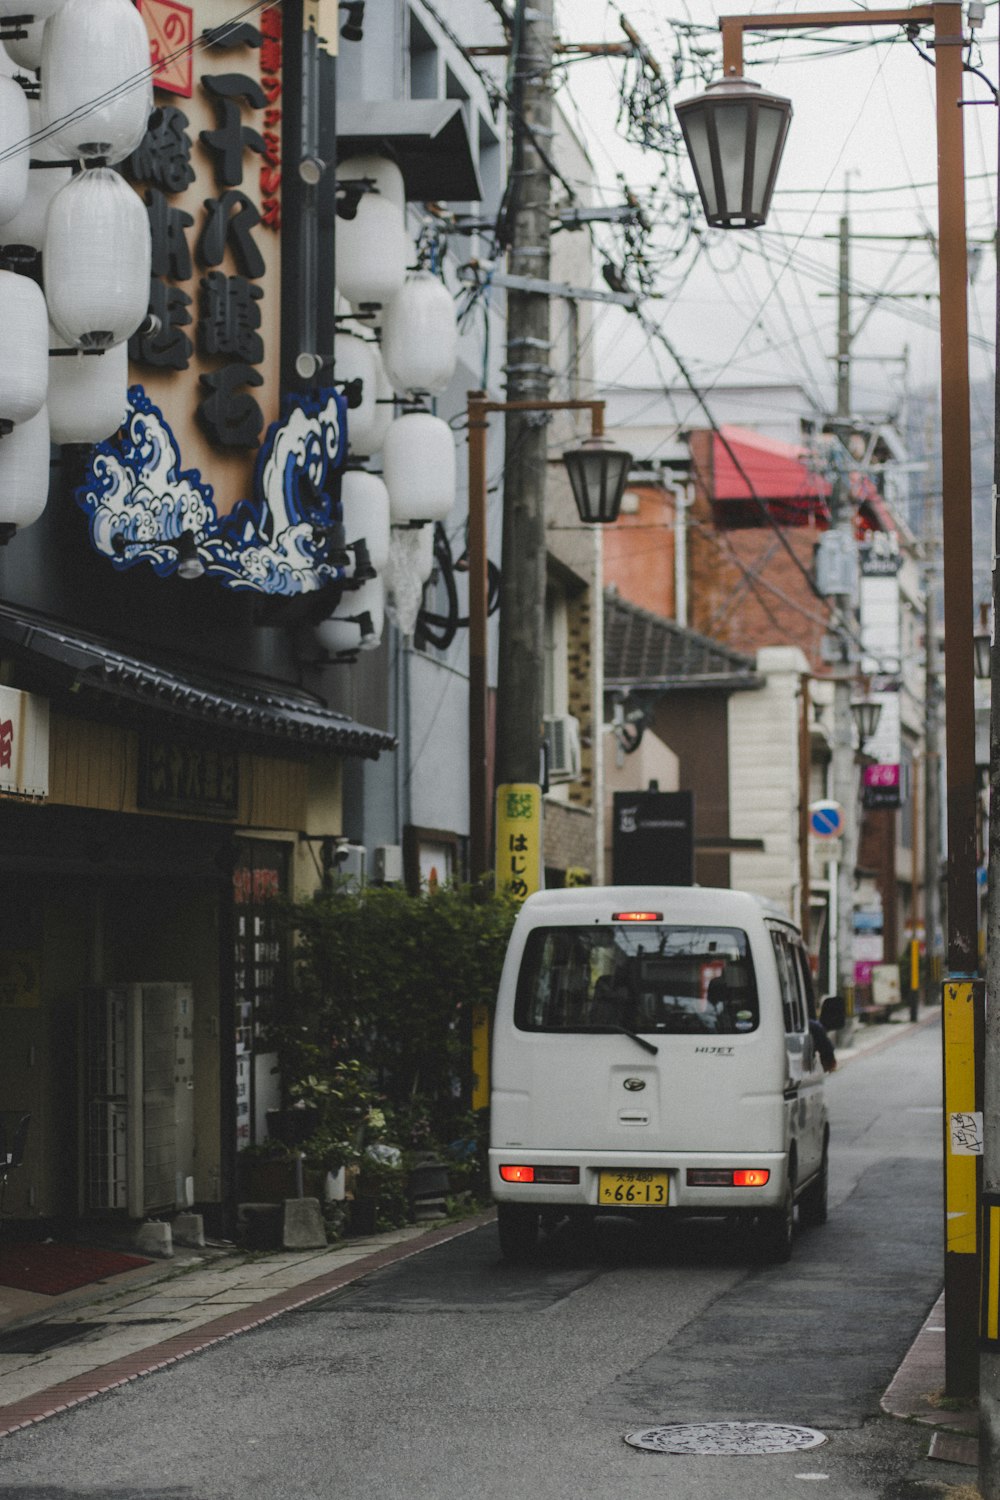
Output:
712 426 832 507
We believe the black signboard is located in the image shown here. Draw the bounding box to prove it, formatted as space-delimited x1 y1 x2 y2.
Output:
612 790 694 886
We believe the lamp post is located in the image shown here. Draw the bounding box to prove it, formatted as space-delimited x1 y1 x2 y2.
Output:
466 391 631 883
677 3 980 1400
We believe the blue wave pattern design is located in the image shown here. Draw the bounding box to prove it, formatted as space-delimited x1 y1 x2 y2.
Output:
76 385 348 595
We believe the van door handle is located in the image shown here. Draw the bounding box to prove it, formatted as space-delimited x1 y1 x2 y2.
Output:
618 1110 649 1124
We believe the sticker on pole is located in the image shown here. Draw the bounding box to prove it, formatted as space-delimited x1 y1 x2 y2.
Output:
809 800 845 839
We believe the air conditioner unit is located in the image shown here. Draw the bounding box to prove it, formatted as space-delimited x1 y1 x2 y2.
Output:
373 843 404 884
544 714 582 783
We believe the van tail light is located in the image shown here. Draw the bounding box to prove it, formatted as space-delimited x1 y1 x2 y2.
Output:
612 911 662 922
499 1165 579 1185
687 1168 770 1188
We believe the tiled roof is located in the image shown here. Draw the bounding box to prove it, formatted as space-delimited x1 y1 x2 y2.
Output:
0 604 395 759
604 590 758 691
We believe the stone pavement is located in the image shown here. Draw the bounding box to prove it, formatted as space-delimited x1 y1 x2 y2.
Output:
0 1005 967 1475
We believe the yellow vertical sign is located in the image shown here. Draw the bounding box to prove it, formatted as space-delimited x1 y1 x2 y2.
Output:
983 1196 1000 1343
495 783 542 901
943 981 980 1256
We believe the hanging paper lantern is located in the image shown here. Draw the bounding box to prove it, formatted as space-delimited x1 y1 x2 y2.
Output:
381 270 458 397
4 18 45 72
383 412 456 524
48 334 127 444
316 576 386 657
368 341 395 454
335 333 378 455
0 268 47 424
41 0 152 164
0 1 68 17
340 468 390 573
44 167 151 349
337 154 405 211
0 403 50 532
0 76 30 227
335 192 409 307
0 102 71 251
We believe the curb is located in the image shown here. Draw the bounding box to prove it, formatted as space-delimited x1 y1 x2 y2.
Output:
835 1006 940 1069
0 1209 497 1439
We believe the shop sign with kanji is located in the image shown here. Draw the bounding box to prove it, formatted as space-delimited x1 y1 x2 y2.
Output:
495 784 542 902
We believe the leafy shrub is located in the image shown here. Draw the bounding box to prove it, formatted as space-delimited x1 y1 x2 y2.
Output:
269 881 517 1145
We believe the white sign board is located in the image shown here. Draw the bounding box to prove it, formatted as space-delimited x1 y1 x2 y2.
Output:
0 685 49 799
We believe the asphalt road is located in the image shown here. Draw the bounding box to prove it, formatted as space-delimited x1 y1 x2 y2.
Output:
0 1020 950 1500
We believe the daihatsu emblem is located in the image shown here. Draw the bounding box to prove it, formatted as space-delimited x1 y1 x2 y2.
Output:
623 1078 646 1091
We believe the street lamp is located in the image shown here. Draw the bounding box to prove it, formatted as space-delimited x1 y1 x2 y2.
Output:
561 435 634 524
466 392 632 882
674 76 792 229
850 696 882 749
676 3 980 1404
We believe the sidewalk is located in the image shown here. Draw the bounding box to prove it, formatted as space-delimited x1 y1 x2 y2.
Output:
0 1005 951 1449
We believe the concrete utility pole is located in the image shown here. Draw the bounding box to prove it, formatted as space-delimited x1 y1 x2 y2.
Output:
494 0 555 798
830 201 859 1029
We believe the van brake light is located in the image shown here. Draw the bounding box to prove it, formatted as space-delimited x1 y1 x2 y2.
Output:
499 1165 579 1184
612 911 662 922
500 1165 535 1183
687 1168 771 1187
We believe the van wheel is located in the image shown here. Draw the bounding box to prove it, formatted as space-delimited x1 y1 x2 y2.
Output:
798 1146 829 1229
755 1182 795 1264
497 1204 539 1263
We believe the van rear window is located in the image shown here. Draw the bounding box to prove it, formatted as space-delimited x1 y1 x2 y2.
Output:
514 925 759 1036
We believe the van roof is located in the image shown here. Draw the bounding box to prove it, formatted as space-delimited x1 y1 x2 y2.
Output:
517 885 796 929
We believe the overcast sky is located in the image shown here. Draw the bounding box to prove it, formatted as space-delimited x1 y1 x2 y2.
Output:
551 0 998 437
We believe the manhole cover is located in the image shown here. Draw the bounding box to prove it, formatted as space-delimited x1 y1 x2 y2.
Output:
624 1422 828 1455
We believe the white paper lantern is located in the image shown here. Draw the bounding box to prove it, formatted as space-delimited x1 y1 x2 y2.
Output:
1 103 71 250
41 0 152 164
0 76 30 227
341 469 390 573
48 335 127 444
0 402 50 531
335 333 378 455
44 167 151 349
335 192 408 307
383 412 456 524
337 154 405 211
0 1 68 18
0 268 47 423
381 271 458 397
4 18 45 72
316 576 386 656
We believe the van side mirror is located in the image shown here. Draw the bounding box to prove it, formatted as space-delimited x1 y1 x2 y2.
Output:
820 994 846 1031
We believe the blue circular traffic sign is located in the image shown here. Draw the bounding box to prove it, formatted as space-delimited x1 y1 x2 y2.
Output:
809 801 845 838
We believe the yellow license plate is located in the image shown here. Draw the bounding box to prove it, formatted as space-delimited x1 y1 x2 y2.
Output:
598 1170 669 1207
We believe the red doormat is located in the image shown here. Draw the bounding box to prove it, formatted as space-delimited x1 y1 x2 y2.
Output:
0 1243 153 1296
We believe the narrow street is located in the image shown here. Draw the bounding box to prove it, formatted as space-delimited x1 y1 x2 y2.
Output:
0 1020 948 1500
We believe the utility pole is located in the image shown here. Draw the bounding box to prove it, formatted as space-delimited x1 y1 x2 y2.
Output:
923 520 943 1010
493 0 555 856
830 187 859 1031
978 40 1000 1487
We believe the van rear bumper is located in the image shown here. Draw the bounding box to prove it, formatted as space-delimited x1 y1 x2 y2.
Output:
489 1148 790 1211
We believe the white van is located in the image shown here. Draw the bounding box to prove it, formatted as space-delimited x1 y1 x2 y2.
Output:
489 885 834 1263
